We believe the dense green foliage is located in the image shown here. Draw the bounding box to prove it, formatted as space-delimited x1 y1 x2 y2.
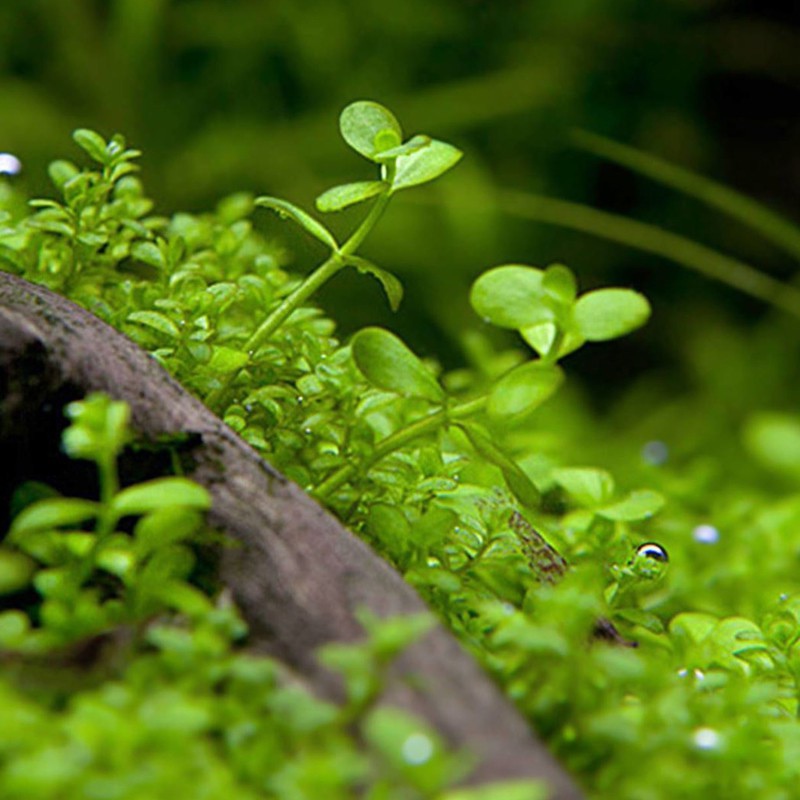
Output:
2 100 800 799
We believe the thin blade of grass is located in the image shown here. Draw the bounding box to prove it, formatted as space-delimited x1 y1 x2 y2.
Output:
572 129 800 262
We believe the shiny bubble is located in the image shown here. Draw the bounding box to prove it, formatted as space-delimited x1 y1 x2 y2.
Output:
636 542 668 562
641 440 669 465
401 733 434 765
0 153 22 176
692 727 720 750
693 524 719 545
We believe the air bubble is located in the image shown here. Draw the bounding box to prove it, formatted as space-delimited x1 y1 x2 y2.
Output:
641 440 668 465
0 153 22 176
692 524 719 545
401 733 434 765
692 727 720 750
636 542 669 562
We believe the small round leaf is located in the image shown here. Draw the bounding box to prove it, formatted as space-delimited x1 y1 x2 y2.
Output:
391 140 463 192
339 101 403 161
351 327 444 402
573 288 650 341
470 266 551 329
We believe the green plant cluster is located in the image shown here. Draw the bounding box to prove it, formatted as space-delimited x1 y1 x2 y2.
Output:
3 102 800 798
0 393 544 800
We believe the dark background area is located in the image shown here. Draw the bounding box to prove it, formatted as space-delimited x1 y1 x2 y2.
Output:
0 0 797 407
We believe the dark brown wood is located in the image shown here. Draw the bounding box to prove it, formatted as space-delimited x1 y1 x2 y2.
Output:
0 271 583 798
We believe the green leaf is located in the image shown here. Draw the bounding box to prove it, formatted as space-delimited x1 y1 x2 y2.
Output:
0 611 30 646
459 423 540 508
487 362 563 420
553 467 614 506
519 322 558 357
669 612 717 645
374 134 431 162
542 263 577 305
0 550 36 594
10 498 100 538
127 310 181 339
343 255 403 311
441 780 547 800
131 241 165 268
351 327 444 402
598 489 665 521
134 507 203 556
391 139 463 192
339 100 403 161
470 265 551 329
72 128 109 164
48 159 79 189
315 181 388 212
111 478 211 517
255 196 339 251
208 345 250 373
573 288 650 341
743 413 800 479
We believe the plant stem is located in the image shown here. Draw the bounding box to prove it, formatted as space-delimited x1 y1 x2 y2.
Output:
313 395 486 501
205 191 393 411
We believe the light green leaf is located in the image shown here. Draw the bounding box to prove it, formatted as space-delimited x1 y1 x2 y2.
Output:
127 311 180 339
553 467 614 506
391 139 463 192
470 265 551 329
487 362 563 420
343 256 404 311
131 241 165 268
112 478 211 517
459 423 540 508
375 134 431 162
351 327 444 402
48 160 79 189
598 489 665 521
315 180 388 213
669 612 718 645
339 100 403 161
542 263 577 305
135 508 203 556
573 288 650 341
10 498 100 538
73 128 108 164
743 413 800 479
208 345 250 373
441 780 547 800
520 323 558 357
255 196 339 251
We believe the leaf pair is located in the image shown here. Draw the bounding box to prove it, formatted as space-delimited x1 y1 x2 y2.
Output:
319 100 463 212
470 263 650 361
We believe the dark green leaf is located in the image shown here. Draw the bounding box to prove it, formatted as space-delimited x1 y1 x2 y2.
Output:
255 196 339 251
487 362 563 420
351 327 444 402
343 256 403 311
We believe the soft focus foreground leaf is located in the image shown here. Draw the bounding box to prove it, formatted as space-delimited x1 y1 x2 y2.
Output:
573 288 650 341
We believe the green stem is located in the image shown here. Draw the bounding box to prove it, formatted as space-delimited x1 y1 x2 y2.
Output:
205 191 393 411
313 395 486 501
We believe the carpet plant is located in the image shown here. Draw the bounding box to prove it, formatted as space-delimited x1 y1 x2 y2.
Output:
2 101 800 798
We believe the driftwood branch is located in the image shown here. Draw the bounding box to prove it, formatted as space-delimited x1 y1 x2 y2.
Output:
0 271 582 798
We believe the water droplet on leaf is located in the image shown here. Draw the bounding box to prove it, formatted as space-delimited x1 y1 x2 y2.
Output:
636 542 668 562
641 440 669 465
692 727 720 750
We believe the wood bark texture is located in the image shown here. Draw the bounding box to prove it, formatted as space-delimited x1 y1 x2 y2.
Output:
0 271 583 799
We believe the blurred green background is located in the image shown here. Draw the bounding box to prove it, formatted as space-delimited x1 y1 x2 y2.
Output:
1 0 798 409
